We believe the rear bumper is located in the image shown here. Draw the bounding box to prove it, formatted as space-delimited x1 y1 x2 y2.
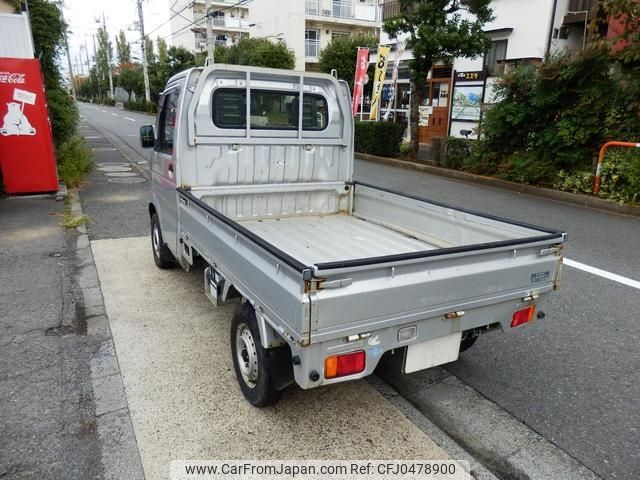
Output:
291 293 551 389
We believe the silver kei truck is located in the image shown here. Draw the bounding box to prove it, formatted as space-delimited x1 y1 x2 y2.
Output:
139 64 566 407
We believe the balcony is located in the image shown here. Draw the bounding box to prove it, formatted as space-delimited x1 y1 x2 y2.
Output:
305 0 380 23
563 0 598 24
305 39 320 58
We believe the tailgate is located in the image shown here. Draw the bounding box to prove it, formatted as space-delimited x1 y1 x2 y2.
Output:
308 238 563 344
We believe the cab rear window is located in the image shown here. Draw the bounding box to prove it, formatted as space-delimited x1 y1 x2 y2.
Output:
212 88 328 130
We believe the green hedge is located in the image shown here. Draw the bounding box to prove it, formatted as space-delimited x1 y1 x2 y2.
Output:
354 121 404 157
124 99 157 114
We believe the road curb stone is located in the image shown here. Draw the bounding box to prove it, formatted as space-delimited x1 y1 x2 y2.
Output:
69 192 145 480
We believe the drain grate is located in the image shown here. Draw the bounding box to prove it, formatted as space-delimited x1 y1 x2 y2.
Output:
105 172 139 177
108 177 147 184
98 166 132 172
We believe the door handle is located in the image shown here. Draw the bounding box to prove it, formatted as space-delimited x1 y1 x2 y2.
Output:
168 164 174 178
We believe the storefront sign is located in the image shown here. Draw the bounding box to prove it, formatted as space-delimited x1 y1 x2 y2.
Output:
455 70 486 82
369 46 390 120
451 85 483 121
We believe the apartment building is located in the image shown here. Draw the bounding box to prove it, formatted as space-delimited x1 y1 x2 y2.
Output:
250 0 382 70
169 0 250 52
377 0 601 143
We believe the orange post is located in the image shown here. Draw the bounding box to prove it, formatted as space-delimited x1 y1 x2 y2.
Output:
593 141 640 194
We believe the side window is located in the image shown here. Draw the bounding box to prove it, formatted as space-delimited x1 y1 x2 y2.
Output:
484 40 508 76
156 88 180 155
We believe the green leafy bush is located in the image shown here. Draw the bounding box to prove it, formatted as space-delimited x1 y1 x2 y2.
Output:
354 121 405 157
441 137 473 170
46 86 78 147
56 136 94 188
124 99 157 114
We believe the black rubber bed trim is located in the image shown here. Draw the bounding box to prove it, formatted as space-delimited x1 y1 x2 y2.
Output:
177 187 311 275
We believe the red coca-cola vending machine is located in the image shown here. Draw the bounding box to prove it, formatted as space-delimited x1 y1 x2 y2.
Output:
0 58 58 194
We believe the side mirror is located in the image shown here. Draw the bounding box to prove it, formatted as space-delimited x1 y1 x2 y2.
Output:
140 124 155 148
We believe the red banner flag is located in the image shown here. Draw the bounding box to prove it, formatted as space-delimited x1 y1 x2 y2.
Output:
351 47 369 116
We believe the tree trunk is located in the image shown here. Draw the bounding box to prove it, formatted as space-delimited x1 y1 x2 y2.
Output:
409 80 425 160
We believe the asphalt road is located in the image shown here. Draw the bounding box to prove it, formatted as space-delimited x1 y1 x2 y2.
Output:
78 102 640 479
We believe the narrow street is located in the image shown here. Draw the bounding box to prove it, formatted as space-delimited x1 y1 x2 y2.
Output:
78 102 640 479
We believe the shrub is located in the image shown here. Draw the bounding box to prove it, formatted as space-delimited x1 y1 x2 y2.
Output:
56 136 93 188
124 99 157 114
46 86 78 147
441 137 473 170
354 121 405 157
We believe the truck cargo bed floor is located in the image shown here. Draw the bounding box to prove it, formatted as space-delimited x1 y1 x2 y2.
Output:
241 214 439 265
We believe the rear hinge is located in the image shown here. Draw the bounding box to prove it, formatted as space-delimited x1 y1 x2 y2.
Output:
305 278 353 292
539 246 562 256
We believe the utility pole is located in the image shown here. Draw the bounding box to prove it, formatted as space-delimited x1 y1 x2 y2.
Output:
63 31 77 99
205 0 214 64
101 12 115 99
137 0 151 102
93 34 102 99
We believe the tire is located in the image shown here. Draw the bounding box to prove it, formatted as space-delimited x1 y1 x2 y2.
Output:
460 328 480 352
231 303 282 407
150 213 175 269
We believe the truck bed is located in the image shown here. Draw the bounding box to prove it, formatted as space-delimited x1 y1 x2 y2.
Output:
241 214 439 265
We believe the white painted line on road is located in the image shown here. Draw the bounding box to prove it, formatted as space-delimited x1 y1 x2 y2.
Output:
564 258 640 290
111 113 119 117
84 136 102 139
124 117 136 122
101 110 107 113
127 134 137 137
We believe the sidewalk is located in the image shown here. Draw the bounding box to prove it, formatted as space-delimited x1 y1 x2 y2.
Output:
0 195 142 479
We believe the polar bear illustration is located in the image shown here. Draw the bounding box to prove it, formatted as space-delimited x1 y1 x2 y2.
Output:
1 102 36 136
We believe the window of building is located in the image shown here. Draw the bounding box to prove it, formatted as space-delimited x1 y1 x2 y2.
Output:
331 31 350 41
156 88 181 155
212 89 328 131
305 29 319 57
484 40 508 75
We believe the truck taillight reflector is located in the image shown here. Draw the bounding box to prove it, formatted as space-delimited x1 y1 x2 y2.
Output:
324 351 366 379
511 306 536 328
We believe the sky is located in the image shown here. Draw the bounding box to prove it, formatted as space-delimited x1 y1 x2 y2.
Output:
63 0 172 76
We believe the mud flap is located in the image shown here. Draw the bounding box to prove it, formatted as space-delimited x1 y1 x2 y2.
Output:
267 345 294 391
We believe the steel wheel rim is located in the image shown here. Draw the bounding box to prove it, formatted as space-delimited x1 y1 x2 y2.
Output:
236 323 258 388
152 223 160 256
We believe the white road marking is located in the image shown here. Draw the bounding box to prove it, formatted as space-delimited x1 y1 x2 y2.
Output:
564 258 640 290
111 113 119 117
101 110 107 113
127 134 137 137
84 136 102 139
124 117 136 122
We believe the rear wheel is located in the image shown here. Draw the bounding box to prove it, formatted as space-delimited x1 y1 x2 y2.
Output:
150 213 175 269
231 303 282 407
460 328 480 352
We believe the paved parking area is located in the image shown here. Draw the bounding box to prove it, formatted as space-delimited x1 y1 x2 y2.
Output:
92 237 455 480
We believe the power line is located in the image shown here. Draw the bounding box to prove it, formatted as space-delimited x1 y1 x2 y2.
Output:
142 0 195 41
156 0 252 43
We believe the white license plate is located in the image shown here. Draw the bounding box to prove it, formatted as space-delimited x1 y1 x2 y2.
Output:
403 332 462 374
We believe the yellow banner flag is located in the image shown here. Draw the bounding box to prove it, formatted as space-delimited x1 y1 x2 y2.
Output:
369 46 390 120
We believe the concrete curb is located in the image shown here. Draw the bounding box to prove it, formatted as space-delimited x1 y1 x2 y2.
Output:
375 356 602 480
367 376 499 480
356 153 640 217
69 191 146 480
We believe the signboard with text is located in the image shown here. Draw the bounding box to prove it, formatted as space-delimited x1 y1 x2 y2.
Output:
351 47 370 116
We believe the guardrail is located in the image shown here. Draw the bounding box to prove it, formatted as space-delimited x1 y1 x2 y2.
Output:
593 141 640 194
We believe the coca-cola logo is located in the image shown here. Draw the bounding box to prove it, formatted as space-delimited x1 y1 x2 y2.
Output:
0 72 26 84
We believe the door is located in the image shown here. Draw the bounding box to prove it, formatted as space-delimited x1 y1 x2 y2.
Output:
152 85 181 256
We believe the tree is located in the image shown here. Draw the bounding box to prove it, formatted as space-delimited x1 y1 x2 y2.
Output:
318 35 378 89
384 0 494 157
157 36 168 64
15 0 77 146
95 26 113 97
117 63 144 100
601 0 640 65
145 37 156 65
221 38 295 69
115 30 131 66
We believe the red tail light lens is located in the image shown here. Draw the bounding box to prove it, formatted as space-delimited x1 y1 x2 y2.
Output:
511 305 536 328
325 351 366 379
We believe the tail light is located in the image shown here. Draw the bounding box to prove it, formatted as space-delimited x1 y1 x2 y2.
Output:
324 351 366 379
511 305 536 328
